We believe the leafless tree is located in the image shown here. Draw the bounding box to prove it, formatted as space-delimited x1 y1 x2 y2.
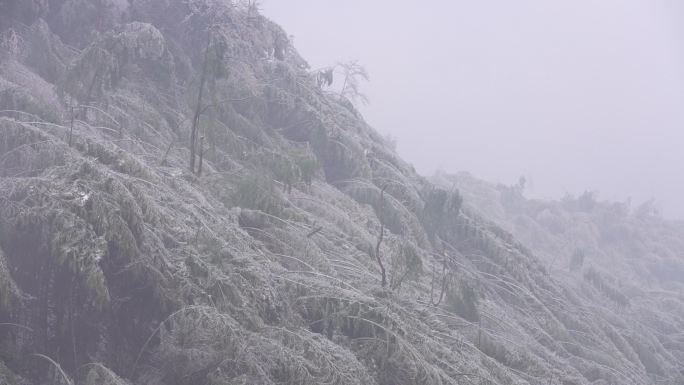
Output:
338 60 369 106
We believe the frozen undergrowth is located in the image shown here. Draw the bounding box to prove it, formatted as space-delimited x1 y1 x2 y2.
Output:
0 1 682 384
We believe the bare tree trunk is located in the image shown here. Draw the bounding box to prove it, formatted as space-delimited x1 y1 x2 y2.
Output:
68 106 74 146
430 254 449 306
197 136 204 176
190 29 212 173
375 186 387 287
160 139 174 166
477 320 482 349
83 66 101 120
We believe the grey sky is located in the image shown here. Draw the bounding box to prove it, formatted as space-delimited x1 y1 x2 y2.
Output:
262 1 684 218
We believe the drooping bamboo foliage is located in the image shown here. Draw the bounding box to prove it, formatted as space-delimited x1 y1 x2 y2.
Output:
0 2 683 385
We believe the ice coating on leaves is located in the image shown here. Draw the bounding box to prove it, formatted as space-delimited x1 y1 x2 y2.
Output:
0 1 683 385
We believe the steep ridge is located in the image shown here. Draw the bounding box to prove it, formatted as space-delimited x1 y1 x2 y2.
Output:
441 172 684 380
0 2 682 384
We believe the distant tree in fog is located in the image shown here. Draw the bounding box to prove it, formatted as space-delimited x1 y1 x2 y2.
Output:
338 60 369 106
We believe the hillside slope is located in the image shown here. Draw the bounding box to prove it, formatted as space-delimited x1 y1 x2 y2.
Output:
0 1 682 384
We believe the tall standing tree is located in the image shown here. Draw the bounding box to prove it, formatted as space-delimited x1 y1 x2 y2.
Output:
187 22 229 175
190 28 213 173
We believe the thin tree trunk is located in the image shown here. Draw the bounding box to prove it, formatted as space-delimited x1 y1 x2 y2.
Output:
477 320 482 349
190 29 212 173
197 136 204 176
430 255 449 306
160 139 174 166
375 186 387 287
68 106 74 146
83 66 102 120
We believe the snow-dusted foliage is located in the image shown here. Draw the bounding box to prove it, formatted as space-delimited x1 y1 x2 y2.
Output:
0 1 683 385
440 171 684 383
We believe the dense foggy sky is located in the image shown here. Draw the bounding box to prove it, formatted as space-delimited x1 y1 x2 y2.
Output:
262 1 684 218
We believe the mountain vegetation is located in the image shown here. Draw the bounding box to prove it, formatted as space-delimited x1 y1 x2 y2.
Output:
0 1 682 384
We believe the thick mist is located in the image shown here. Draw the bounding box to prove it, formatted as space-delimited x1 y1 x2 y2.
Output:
263 0 684 218
4 2 684 383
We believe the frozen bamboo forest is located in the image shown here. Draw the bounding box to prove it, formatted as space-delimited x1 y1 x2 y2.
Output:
0 1 683 384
